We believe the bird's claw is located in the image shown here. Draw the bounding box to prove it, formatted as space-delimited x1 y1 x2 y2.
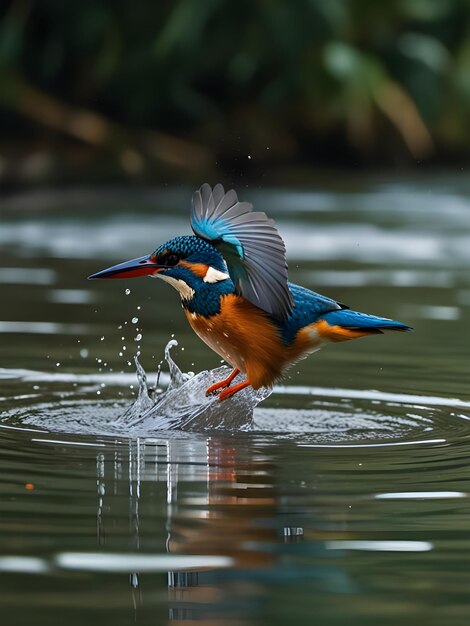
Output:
205 368 240 396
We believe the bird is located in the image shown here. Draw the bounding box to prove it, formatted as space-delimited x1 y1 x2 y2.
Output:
89 183 411 401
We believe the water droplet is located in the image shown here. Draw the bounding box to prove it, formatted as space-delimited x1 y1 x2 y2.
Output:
56 362 60 367
121 336 125 340
33 385 39 390
97 390 101 395
134 333 142 341
247 155 252 159
100 336 105 341
137 306 141 310
122 346 126 351
119 352 123 357
118 325 122 330
132 317 138 324
80 348 89 358
97 358 102 364
127 361 132 366
100 383 106 388
125 289 131 295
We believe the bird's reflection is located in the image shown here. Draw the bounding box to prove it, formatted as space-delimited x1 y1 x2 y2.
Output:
95 436 300 622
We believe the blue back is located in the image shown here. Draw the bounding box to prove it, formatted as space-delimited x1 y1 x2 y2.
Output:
274 283 411 343
277 283 341 343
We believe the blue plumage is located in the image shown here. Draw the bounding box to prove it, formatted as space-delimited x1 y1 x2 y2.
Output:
321 309 412 332
277 283 342 343
191 183 293 320
275 284 410 342
154 236 227 272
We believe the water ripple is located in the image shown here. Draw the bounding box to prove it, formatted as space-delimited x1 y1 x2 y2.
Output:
2 364 469 448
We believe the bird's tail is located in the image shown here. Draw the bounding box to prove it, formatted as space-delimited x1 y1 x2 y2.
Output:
317 309 412 342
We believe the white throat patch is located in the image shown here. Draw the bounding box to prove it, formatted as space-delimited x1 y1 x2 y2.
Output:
203 266 230 283
154 274 195 301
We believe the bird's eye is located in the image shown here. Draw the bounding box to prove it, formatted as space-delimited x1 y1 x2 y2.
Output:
163 253 179 267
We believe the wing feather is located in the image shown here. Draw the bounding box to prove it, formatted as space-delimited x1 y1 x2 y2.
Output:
190 183 293 320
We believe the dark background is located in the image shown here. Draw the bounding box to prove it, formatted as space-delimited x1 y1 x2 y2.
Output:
1 0 470 186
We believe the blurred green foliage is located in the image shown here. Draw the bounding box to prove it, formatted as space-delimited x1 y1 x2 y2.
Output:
1 0 470 180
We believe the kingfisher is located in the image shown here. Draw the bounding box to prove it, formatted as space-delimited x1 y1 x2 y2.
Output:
89 184 411 401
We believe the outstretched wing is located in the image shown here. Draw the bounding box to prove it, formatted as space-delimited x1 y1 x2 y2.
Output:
190 183 293 320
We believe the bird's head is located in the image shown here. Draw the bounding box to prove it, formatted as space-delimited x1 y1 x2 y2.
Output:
88 235 231 303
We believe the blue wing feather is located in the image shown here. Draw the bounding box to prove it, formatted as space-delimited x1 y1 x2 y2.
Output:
191 183 293 320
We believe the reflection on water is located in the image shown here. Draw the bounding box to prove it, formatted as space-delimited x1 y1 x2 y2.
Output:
2 351 470 624
116 438 281 622
2 176 470 625
17 433 352 624
2 423 470 625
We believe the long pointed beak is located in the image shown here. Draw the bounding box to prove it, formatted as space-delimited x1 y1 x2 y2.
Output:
88 255 162 280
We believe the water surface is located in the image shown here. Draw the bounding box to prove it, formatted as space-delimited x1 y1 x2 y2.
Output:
1 175 470 625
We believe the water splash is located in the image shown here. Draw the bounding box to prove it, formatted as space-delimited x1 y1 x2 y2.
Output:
1 357 466 443
116 340 271 432
5 341 467 442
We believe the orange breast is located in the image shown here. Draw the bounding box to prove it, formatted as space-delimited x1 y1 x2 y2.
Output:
185 295 323 389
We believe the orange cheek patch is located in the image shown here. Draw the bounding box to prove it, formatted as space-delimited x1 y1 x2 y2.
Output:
179 260 209 278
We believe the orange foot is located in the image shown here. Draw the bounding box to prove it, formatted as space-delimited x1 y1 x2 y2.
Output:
205 368 240 396
218 380 251 401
